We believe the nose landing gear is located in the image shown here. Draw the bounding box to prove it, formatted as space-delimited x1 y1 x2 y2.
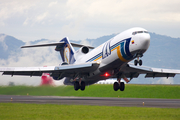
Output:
134 54 143 66
134 59 142 66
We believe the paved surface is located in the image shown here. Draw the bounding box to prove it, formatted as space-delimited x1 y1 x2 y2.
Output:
0 95 180 108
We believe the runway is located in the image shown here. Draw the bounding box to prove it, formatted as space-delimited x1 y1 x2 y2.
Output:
0 95 180 108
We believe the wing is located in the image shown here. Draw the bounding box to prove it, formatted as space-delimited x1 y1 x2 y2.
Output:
117 63 180 79
0 62 99 78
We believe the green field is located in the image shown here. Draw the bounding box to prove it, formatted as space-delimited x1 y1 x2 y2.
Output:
0 103 179 120
0 85 180 120
0 84 180 99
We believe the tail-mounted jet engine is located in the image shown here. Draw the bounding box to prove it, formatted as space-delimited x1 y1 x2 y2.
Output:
75 46 90 58
80 46 89 54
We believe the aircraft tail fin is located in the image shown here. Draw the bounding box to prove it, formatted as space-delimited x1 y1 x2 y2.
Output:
55 37 76 64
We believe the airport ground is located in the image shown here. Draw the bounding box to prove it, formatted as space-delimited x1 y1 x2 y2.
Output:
0 102 180 120
0 84 179 119
0 84 179 99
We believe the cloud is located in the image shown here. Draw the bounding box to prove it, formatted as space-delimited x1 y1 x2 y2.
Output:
152 78 174 84
1 0 180 24
0 1 36 26
35 12 49 23
0 40 62 86
3 40 61 67
80 39 92 46
48 1 58 7
65 0 180 23
0 0 180 42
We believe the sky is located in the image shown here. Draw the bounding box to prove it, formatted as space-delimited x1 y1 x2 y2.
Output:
0 0 180 86
0 0 180 42
0 39 61 86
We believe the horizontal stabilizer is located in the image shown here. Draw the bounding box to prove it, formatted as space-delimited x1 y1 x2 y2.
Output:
21 41 94 49
21 42 64 48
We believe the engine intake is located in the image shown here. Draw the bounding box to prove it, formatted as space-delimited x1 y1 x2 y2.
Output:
81 46 89 54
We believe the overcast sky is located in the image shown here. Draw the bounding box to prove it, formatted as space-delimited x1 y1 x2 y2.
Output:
1 0 180 85
0 0 180 42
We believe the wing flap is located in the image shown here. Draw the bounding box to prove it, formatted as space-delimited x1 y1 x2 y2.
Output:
145 73 175 78
3 71 43 76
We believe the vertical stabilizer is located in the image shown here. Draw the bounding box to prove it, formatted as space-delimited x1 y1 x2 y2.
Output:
55 37 76 64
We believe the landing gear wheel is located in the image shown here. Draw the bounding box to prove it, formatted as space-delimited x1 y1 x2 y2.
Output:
134 59 143 66
80 81 85 91
120 82 125 91
139 60 142 66
134 60 138 66
113 82 119 91
74 81 80 91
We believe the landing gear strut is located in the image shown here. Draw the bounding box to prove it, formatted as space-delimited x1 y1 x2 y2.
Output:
74 81 85 91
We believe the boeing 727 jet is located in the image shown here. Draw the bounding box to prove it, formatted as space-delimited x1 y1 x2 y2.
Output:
1 27 180 91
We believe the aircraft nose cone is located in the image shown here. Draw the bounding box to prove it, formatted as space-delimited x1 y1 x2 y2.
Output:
129 33 150 56
139 33 150 50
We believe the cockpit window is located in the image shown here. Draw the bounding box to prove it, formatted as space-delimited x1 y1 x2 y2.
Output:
132 31 148 35
144 31 148 33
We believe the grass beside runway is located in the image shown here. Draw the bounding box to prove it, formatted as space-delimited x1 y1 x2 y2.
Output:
0 84 180 99
0 103 180 120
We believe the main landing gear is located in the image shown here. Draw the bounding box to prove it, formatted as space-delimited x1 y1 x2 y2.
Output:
113 78 125 91
74 81 85 91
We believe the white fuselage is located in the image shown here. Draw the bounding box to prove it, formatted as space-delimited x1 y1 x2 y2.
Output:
65 27 150 85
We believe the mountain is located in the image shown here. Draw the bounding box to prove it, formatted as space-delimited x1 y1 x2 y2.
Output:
0 34 25 59
86 34 117 47
143 33 180 69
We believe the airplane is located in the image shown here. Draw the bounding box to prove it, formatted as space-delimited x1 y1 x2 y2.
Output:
1 27 180 91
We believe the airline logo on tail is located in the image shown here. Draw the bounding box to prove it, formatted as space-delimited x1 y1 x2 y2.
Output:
55 37 76 64
64 44 71 64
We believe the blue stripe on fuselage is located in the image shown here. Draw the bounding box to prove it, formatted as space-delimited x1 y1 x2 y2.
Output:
86 38 133 62
125 38 132 57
